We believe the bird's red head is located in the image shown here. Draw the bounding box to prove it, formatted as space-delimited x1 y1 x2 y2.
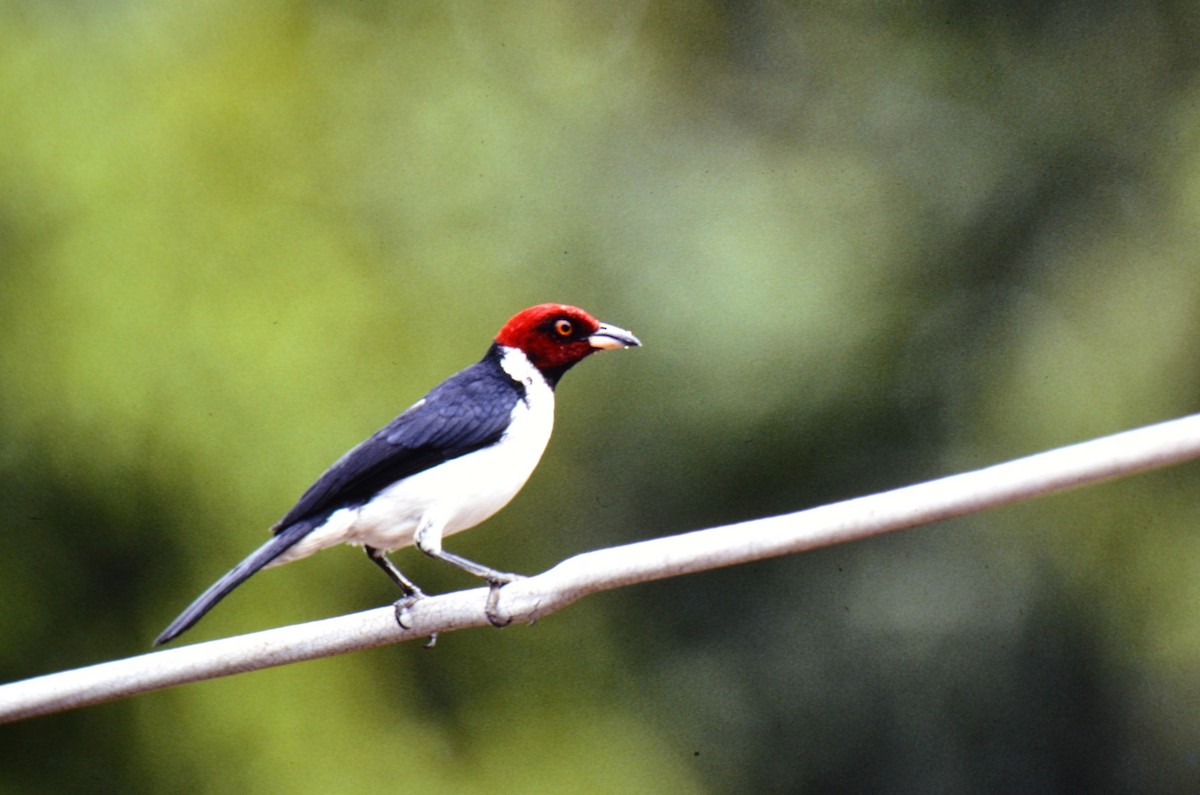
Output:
495 303 641 376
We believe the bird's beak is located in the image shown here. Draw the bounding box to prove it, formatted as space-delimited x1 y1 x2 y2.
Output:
588 323 641 350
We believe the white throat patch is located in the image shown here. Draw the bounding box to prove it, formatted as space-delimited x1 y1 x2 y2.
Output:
499 345 552 408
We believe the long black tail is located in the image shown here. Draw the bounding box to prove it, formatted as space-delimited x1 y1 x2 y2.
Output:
153 522 314 646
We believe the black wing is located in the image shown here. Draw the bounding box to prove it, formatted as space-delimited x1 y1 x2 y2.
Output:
272 350 522 532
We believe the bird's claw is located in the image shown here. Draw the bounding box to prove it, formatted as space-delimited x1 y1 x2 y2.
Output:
393 592 423 629
392 588 438 647
484 573 524 628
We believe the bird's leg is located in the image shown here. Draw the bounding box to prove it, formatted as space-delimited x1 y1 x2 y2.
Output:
365 546 427 631
426 547 523 585
365 545 423 595
414 521 523 628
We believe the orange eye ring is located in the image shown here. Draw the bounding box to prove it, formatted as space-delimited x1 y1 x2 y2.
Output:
554 319 573 337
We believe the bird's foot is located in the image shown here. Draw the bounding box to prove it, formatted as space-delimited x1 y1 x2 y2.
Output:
393 590 439 647
484 573 524 628
392 590 424 629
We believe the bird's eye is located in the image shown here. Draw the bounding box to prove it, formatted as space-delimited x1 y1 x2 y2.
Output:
554 319 573 337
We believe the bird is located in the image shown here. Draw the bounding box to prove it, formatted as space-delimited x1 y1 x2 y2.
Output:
154 303 640 645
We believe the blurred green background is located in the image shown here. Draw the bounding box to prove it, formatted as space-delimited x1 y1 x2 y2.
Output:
4 1 1200 792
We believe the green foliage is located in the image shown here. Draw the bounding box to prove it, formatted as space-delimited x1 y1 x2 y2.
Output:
3 1 1200 791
